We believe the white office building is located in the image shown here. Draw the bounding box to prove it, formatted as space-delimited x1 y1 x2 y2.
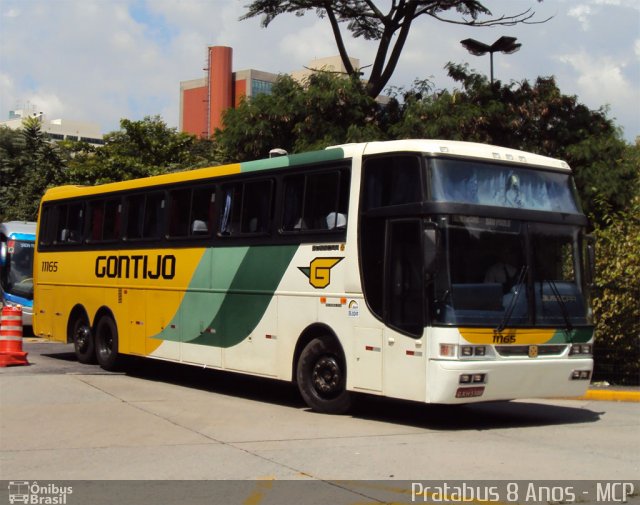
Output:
2 109 104 146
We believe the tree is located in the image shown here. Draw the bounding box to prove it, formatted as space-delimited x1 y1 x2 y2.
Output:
591 161 640 385
0 118 66 221
389 63 636 219
216 73 384 161
241 0 545 97
65 116 216 186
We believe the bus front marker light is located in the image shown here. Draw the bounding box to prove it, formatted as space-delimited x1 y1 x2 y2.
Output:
472 374 485 383
571 370 591 380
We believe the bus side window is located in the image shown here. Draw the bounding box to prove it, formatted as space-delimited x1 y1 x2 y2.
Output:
282 175 305 231
219 183 242 236
54 203 85 244
281 169 349 232
143 192 164 239
241 180 272 234
125 194 145 240
168 188 191 238
103 199 121 241
89 200 104 241
363 155 422 209
39 206 55 246
191 186 215 237
305 172 339 229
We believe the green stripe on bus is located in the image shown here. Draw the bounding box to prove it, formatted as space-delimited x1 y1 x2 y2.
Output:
240 148 345 173
550 327 594 343
153 245 298 347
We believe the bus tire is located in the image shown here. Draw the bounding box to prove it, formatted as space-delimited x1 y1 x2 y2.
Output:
71 314 95 364
296 336 351 414
95 315 120 371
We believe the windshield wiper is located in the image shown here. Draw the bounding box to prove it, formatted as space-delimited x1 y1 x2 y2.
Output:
544 279 574 340
496 265 528 333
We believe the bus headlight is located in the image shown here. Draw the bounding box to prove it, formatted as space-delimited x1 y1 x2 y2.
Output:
570 344 592 356
460 345 486 358
440 344 456 357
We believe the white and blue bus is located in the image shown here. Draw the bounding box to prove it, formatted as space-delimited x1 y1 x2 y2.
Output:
1 221 36 327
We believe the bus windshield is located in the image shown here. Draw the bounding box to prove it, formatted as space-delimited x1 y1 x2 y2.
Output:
3 239 34 300
432 216 591 328
430 158 582 213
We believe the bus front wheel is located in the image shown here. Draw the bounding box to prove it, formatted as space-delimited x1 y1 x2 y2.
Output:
297 336 351 414
95 315 120 371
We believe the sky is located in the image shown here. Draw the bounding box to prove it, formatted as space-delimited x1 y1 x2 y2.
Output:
1 0 638 142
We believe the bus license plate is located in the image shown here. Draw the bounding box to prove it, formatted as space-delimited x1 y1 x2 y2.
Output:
456 386 485 398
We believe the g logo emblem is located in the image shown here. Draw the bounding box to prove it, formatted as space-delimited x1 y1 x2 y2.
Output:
299 258 343 289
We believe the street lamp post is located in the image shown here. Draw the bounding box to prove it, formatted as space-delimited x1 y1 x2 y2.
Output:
460 36 521 85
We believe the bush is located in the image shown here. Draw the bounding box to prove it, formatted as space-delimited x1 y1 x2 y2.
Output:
591 194 640 385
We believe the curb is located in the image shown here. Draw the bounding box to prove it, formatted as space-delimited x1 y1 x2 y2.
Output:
575 389 640 402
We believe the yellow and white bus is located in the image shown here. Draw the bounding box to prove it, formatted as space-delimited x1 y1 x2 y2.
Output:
33 140 594 413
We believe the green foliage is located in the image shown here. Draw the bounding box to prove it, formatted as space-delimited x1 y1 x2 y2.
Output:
591 174 640 385
1 116 220 221
215 73 384 161
0 118 66 221
65 116 208 185
389 63 635 219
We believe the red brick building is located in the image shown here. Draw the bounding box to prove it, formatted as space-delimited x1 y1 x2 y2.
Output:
179 46 278 138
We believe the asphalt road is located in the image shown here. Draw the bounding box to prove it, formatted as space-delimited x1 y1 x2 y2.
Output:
1 340 639 504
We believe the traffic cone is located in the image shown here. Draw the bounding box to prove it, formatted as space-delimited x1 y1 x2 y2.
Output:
0 306 29 367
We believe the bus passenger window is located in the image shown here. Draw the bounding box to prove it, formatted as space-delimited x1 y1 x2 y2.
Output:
88 201 104 241
55 203 85 244
363 155 422 209
143 192 164 239
103 199 121 241
125 195 145 240
219 184 242 235
168 188 191 238
241 180 272 234
190 186 215 237
282 176 304 231
281 169 349 232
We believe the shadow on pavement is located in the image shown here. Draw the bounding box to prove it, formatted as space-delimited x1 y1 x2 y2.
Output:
35 341 602 431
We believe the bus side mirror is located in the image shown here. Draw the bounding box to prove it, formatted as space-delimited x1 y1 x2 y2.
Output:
423 225 438 275
0 242 6 267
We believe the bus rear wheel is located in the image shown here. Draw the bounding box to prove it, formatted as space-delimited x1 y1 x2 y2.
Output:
297 336 351 414
95 315 120 371
71 315 95 364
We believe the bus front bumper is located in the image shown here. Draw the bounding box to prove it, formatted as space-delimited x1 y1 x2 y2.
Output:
427 358 593 404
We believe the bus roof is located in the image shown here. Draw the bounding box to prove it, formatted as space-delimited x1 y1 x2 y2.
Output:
0 221 36 239
333 139 571 171
41 139 571 202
